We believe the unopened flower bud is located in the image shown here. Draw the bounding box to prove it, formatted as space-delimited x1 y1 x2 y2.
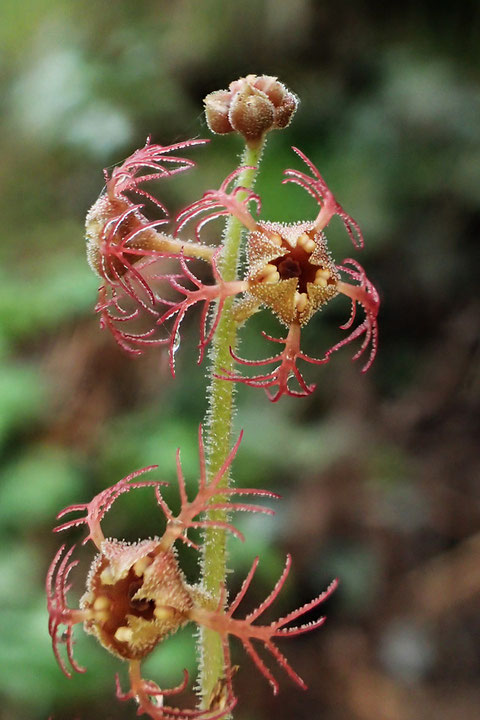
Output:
228 85 275 144
203 90 233 135
204 74 298 146
273 92 298 128
253 75 286 105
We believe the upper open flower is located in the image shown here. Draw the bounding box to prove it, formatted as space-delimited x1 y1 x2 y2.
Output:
171 147 379 398
86 138 379 401
245 220 339 326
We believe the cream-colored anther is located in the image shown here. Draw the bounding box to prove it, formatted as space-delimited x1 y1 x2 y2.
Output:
258 263 277 279
154 605 175 621
258 263 280 284
314 268 331 287
264 270 280 284
93 596 110 611
295 292 308 313
133 557 152 577
297 233 316 253
269 233 283 246
114 626 133 643
100 567 115 585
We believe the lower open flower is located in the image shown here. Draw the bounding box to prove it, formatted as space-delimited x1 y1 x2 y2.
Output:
218 323 328 401
47 429 335 718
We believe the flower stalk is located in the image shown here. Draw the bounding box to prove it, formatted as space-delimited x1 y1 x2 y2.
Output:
200 143 265 708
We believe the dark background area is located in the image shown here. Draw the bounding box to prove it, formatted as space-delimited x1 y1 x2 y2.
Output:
0 1 479 719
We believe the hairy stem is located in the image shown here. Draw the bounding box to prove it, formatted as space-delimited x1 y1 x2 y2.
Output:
198 141 265 709
148 233 215 261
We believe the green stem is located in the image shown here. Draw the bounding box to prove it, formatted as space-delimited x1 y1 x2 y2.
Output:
198 141 265 709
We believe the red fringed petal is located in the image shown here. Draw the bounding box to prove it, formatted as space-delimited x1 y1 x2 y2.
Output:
155 425 278 551
106 137 208 209
156 251 246 376
175 165 260 240
195 555 338 695
331 258 380 371
217 323 328 402
283 147 364 249
54 466 164 548
46 544 86 678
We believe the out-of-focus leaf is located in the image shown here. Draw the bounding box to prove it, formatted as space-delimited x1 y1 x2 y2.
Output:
0 445 83 527
101 411 200 482
0 602 119 710
0 543 40 602
143 626 197 685
0 250 97 345
317 542 382 616
0 364 47 448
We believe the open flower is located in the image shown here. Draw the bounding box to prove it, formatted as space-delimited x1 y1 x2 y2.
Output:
170 147 379 399
86 137 210 281
85 138 215 355
47 428 335 719
86 141 379 401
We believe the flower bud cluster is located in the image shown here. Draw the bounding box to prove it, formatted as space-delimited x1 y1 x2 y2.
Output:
204 74 298 146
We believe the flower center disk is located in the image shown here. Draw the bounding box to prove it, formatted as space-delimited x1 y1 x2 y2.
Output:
247 223 339 326
80 540 193 661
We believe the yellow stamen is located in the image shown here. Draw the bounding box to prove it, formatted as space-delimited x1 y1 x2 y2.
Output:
258 263 277 279
93 596 110 610
133 557 152 577
269 233 283 246
114 626 133 643
295 292 308 313
314 268 332 287
264 270 280 284
297 233 316 253
257 263 280 284
154 605 176 621
100 567 115 585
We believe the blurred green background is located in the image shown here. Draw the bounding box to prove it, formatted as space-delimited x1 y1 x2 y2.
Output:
1 1 479 719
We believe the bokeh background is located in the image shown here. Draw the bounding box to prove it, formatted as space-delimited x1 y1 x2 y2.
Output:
1 1 479 719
